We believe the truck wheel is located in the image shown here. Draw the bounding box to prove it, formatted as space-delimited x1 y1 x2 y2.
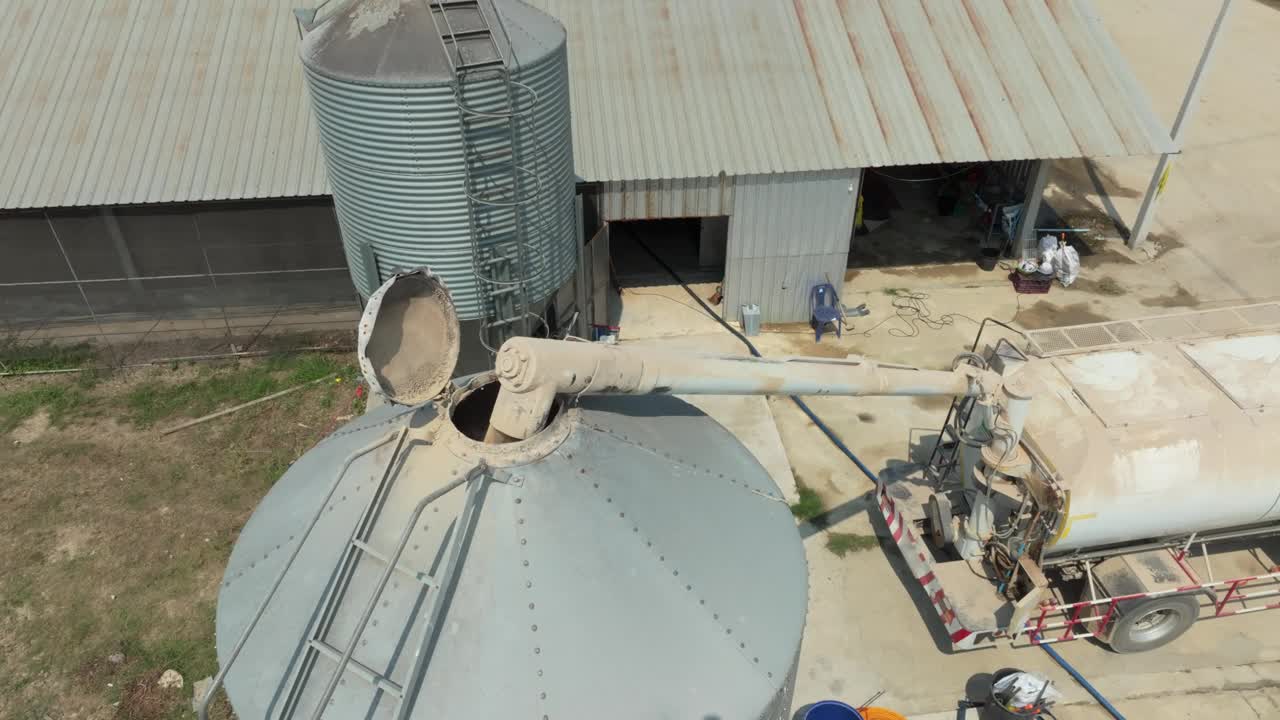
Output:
926 493 954 547
1106 594 1200 653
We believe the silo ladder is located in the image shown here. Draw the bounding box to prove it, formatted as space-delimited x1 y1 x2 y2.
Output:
427 0 540 353
278 462 489 720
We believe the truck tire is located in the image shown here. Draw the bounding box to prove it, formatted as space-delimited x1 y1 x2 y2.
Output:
1106 594 1200 654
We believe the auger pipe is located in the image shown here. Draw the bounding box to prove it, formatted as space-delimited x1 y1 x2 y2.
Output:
486 337 994 442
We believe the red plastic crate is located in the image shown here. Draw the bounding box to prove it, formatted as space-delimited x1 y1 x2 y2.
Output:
1009 271 1053 294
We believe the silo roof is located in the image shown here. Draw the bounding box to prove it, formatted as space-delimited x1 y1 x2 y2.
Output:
0 0 1173 210
300 0 563 86
216 394 807 719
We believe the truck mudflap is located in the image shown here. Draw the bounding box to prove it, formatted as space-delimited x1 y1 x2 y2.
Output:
876 483 1001 651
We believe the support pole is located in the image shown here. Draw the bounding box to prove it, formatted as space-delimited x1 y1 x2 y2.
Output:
1129 0 1234 249
101 207 145 297
573 195 589 337
1014 160 1051 255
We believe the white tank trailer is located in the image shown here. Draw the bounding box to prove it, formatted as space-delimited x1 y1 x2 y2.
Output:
1018 336 1280 551
902 308 1280 655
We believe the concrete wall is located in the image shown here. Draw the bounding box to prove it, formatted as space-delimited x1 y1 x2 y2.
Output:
0 199 353 324
724 170 860 323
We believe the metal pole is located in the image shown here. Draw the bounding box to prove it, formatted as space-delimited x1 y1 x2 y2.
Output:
45 211 120 365
1129 0 1234 249
1014 160 1051 255
195 215 235 345
100 208 145 298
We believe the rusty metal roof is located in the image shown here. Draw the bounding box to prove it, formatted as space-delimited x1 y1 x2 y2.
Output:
0 0 328 210
0 0 1173 210
535 0 1175 180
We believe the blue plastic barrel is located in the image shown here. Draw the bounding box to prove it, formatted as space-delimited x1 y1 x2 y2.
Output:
804 700 864 720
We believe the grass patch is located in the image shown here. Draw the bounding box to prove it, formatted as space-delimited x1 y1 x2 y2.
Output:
125 353 354 427
882 287 911 297
0 383 93 433
789 476 825 521
825 532 879 558
0 341 97 373
0 351 356 720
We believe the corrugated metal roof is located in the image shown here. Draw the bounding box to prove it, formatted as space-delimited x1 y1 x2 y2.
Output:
539 0 1175 181
0 0 327 210
0 0 1173 209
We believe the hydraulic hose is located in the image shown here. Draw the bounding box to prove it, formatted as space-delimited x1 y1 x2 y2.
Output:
627 232 879 484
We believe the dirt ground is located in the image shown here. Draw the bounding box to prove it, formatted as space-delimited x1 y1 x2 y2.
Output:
0 353 365 720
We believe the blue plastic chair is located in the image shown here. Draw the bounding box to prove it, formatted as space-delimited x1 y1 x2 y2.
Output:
810 282 843 342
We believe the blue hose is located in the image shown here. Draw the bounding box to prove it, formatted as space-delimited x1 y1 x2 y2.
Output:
1034 636 1126 720
789 396 879 484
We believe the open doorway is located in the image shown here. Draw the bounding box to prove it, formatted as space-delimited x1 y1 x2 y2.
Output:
608 218 726 287
849 162 1032 270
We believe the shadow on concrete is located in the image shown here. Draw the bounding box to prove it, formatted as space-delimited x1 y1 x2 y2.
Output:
966 671 995 702
1042 157 1137 241
1081 159 1134 241
873 497 961 656
797 492 874 539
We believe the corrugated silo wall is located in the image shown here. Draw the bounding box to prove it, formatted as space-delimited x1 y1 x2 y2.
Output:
724 170 861 324
303 45 575 321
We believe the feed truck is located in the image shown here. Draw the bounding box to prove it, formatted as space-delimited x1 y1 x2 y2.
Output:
887 304 1280 653
484 300 1280 655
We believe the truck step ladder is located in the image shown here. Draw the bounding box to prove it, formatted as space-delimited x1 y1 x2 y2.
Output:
924 394 978 487
426 0 539 353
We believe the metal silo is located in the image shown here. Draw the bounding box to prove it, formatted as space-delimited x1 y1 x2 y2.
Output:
298 0 576 351
206 273 808 720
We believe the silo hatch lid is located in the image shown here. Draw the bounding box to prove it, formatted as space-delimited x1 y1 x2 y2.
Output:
357 269 460 405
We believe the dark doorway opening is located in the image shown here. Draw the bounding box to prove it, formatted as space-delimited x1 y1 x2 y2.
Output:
609 218 725 287
849 163 1031 270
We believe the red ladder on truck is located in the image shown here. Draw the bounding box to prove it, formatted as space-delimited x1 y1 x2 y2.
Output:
1019 541 1280 647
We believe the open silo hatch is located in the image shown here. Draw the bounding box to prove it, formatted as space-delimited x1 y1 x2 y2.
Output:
355 269 565 442
356 269 462 407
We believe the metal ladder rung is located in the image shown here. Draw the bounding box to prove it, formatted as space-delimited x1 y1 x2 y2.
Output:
351 539 438 588
456 58 506 72
431 0 480 8
481 253 520 269
485 316 525 329
307 640 404 699
460 118 515 133
441 29 495 42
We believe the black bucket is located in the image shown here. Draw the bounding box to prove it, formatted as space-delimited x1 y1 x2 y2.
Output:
976 248 1000 271
983 668 1047 719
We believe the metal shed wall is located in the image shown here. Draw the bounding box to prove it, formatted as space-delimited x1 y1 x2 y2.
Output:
595 176 734 221
724 171 860 324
